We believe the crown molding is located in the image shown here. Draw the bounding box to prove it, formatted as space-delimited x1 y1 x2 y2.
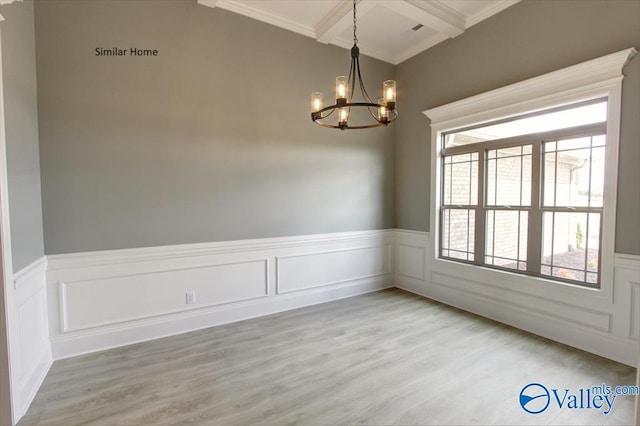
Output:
216 0 316 38
466 0 521 28
315 0 356 44
198 0 317 39
0 0 23 21
424 47 638 125
400 0 465 35
195 0 219 8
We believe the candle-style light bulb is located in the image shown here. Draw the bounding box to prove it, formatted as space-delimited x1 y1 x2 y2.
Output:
336 76 348 101
378 98 389 122
311 92 323 113
339 108 348 127
383 80 396 104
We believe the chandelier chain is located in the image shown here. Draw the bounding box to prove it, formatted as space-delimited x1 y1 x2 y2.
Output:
353 0 358 46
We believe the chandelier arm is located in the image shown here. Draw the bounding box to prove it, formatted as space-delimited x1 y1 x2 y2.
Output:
349 56 357 104
356 57 374 104
367 105 380 121
319 107 337 119
347 57 354 84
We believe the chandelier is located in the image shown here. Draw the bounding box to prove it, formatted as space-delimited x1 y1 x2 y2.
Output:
310 0 397 130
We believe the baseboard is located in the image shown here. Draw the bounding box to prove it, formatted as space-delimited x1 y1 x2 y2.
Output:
16 347 52 419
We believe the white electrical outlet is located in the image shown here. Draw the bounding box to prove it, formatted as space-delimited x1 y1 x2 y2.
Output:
185 291 195 305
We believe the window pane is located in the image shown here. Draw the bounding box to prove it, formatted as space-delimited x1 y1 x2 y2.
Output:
558 148 591 207
443 154 478 205
543 136 606 208
555 212 586 270
485 210 528 270
556 137 591 151
541 212 600 285
589 147 605 207
441 208 475 261
543 151 556 206
586 213 601 276
486 146 531 207
443 101 606 147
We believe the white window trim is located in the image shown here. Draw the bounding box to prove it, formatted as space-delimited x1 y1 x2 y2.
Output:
423 47 637 304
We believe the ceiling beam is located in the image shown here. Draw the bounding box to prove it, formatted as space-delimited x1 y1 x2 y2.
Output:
196 0 220 8
315 0 377 44
466 0 520 28
385 0 466 38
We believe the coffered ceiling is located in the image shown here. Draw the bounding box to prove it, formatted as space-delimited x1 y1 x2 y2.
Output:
197 0 520 65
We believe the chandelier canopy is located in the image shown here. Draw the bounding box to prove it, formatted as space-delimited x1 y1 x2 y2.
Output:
310 0 397 130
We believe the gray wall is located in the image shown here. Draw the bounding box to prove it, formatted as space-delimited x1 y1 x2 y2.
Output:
1 0 45 271
34 0 395 255
395 0 640 255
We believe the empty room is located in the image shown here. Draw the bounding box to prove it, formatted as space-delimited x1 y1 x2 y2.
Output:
0 0 639 424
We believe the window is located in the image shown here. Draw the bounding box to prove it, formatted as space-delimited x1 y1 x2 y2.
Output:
426 48 635 295
440 100 607 287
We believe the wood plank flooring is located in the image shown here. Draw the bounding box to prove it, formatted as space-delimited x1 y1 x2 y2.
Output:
19 289 637 425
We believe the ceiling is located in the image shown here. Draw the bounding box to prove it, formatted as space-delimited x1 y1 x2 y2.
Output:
197 0 520 65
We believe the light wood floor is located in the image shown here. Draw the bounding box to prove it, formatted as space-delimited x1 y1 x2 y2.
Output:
19 289 637 425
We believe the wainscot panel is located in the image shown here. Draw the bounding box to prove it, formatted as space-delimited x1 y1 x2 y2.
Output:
11 257 52 421
47 230 394 359
276 245 391 294
394 231 639 366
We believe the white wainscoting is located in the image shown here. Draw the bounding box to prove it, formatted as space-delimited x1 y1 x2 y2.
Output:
9 257 52 420
12 227 639 423
394 230 640 367
46 230 394 359
276 245 391 294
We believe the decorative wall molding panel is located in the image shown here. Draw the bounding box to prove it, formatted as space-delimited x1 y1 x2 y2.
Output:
59 259 270 332
9 257 51 421
614 255 640 343
276 245 391 294
46 230 394 359
197 0 520 65
394 231 640 367
394 229 429 284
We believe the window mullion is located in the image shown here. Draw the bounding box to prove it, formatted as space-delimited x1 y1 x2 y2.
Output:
527 141 543 275
474 149 485 265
